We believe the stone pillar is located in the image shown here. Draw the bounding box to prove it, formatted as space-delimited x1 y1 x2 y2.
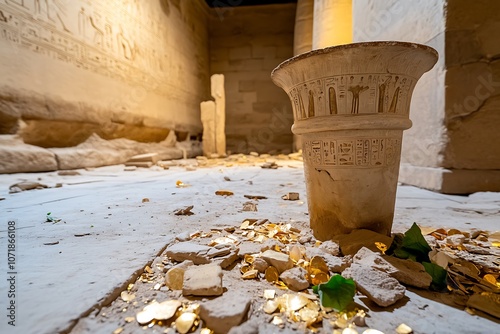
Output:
294 0 314 55
200 101 216 157
211 74 226 157
353 0 500 194
312 0 353 50
292 0 314 151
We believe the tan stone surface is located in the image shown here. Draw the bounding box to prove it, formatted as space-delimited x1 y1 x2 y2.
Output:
201 100 217 157
209 4 295 154
0 0 208 141
294 0 314 55
0 135 57 173
312 0 352 49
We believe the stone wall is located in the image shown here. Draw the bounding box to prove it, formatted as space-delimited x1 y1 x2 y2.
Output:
353 0 500 193
0 0 210 147
209 3 296 154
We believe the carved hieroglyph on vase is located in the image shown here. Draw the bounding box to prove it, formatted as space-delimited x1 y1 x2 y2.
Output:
0 0 170 91
288 74 415 120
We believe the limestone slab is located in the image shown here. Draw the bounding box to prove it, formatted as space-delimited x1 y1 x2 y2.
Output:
182 264 223 297
0 135 57 173
166 242 211 265
200 293 252 334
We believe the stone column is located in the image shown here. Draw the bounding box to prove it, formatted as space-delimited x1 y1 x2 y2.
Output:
294 0 314 56
312 0 352 50
200 101 216 157
211 74 226 156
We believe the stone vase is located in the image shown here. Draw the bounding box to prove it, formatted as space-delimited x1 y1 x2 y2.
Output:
271 42 438 240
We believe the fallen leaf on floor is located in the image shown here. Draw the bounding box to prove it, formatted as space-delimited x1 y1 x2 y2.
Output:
242 201 258 212
244 194 268 200
282 192 300 201
142 198 150 203
174 205 194 216
0 197 5 201
313 274 356 311
74 233 91 237
9 181 48 193
215 190 234 196
224 176 231 181
45 212 64 224
43 241 59 246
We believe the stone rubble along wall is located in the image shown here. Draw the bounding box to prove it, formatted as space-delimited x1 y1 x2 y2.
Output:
353 0 500 193
0 0 210 147
209 3 296 154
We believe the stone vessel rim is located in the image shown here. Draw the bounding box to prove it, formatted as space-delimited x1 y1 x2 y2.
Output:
271 41 438 78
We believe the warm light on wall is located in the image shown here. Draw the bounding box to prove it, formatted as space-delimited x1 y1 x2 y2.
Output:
312 0 353 49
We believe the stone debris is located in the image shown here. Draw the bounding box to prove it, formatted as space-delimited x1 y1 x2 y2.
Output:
166 242 212 265
182 264 223 297
199 293 252 334
165 260 194 290
261 249 294 274
281 192 300 200
336 229 394 256
9 181 48 193
252 257 269 273
352 247 397 275
212 247 240 269
242 201 258 211
279 267 309 291
318 240 340 256
383 255 432 289
215 190 234 196
305 247 351 273
57 170 81 176
244 194 267 200
206 244 232 258
343 263 406 307
0 135 57 173
446 234 467 247
261 161 279 169
174 205 195 216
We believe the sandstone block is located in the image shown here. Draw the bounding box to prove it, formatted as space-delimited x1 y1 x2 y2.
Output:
183 264 223 297
199 293 252 334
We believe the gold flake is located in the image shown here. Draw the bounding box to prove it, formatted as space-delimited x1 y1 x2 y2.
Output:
240 264 251 274
121 291 136 302
264 300 280 314
284 293 310 311
272 316 284 326
263 289 276 299
244 254 255 264
175 312 198 334
289 245 302 263
310 256 329 274
395 323 413 334
113 327 124 334
215 190 234 196
125 316 135 323
209 236 238 246
311 271 329 286
342 327 359 334
247 231 256 239
200 329 213 334
362 330 385 334
144 266 154 274
374 242 387 254
265 266 279 282
298 307 319 325
154 283 162 290
127 283 134 291
242 269 259 279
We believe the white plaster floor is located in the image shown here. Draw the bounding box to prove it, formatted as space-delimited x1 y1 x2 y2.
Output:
0 158 499 334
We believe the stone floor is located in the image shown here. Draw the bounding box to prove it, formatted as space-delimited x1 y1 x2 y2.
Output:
0 156 499 334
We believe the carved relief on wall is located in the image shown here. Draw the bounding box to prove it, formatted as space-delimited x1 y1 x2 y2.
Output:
302 136 401 168
0 0 171 91
289 74 415 120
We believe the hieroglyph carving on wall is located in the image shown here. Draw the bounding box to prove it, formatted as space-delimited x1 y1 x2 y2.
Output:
0 0 170 91
302 137 400 168
289 74 415 120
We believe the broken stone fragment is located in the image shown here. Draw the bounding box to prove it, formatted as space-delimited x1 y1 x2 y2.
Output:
305 247 351 273
352 247 397 275
446 234 467 247
9 181 48 193
282 192 300 200
335 229 394 256
166 242 211 265
261 250 294 274
279 267 310 291
252 257 269 273
206 245 232 258
165 260 194 290
212 247 240 269
199 293 252 334
343 263 405 307
318 240 340 256
183 264 223 297
383 255 432 289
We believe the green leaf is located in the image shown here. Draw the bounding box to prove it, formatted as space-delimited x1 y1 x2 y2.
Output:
314 274 356 311
422 261 447 291
401 223 432 262
47 212 52 216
